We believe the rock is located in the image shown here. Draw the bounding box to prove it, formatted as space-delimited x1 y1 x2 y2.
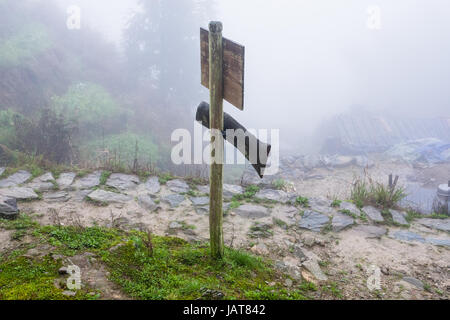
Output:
302 260 328 281
138 194 158 212
292 245 307 262
87 189 132 204
271 206 298 227
329 155 355 168
73 171 102 189
248 222 273 238
197 185 209 195
195 203 231 215
340 202 361 217
43 191 71 202
166 179 189 193
255 189 291 203
362 206 384 222
354 225 387 239
417 218 450 232
390 210 409 226
145 177 161 195
74 189 92 202
298 210 330 232
402 277 424 290
0 196 18 219
223 184 244 200
190 196 209 206
161 194 186 208
233 204 270 219
27 174 55 192
284 278 293 287
200 289 224 300
250 242 269 255
0 170 31 188
332 213 354 232
106 174 140 191
56 173 76 190
0 187 38 200
425 238 450 247
309 197 331 208
391 231 425 243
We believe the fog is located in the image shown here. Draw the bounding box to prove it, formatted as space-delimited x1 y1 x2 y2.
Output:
50 0 449 152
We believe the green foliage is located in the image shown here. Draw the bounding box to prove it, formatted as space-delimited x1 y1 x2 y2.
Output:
81 132 160 168
159 172 175 185
232 185 260 201
0 23 52 67
272 179 286 190
350 177 407 210
331 199 342 208
295 196 309 207
0 109 22 147
52 83 128 129
102 236 310 300
100 171 112 185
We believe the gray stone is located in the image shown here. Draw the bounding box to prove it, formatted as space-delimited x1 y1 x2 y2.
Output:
332 213 354 232
223 184 244 200
73 171 102 189
166 179 189 193
298 210 330 232
309 197 332 208
303 260 328 281
425 238 450 247
56 173 76 190
233 204 270 219
145 177 161 195
138 194 158 212
106 174 140 191
363 206 384 222
0 196 18 219
354 225 387 239
417 218 450 232
195 203 231 215
292 245 307 262
340 202 361 217
255 189 290 203
197 185 209 195
74 189 92 202
402 277 424 290
390 210 409 226
43 191 70 202
27 174 55 192
391 231 425 243
190 196 209 206
0 187 38 200
161 194 186 208
33 172 55 183
0 170 31 188
87 189 132 204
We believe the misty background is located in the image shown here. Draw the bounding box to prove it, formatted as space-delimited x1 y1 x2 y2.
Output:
0 0 449 176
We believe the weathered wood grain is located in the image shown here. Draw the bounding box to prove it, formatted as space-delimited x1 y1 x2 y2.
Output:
201 27 245 110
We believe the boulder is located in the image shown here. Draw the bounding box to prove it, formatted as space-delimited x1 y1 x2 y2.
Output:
56 173 76 190
363 206 384 222
298 210 330 232
106 174 140 191
417 218 450 232
43 191 71 202
0 196 18 219
332 213 354 232
161 194 186 208
0 187 38 200
87 189 132 204
390 210 409 226
0 170 31 188
138 194 158 212
233 204 270 219
166 179 189 193
73 171 102 190
145 177 161 195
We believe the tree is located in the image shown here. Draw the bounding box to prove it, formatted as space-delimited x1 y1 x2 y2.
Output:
124 0 216 107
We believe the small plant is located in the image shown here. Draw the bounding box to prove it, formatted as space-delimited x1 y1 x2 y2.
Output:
232 185 260 201
100 171 112 185
272 179 286 190
295 196 309 207
331 199 342 208
159 173 174 185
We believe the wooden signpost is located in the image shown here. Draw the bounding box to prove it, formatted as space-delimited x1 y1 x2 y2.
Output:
201 21 245 259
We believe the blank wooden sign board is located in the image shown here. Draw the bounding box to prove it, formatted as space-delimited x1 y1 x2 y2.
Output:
200 28 245 110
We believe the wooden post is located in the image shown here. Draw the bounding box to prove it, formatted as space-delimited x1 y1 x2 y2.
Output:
208 21 224 259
